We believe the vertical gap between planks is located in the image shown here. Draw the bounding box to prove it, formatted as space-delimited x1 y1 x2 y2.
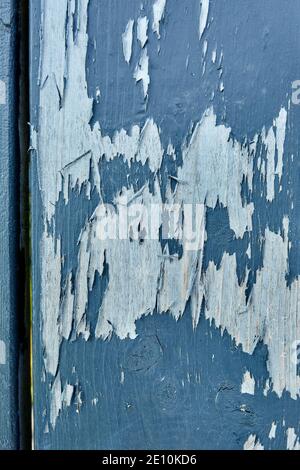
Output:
17 0 32 449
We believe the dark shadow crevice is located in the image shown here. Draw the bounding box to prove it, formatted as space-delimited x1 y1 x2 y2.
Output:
17 0 31 450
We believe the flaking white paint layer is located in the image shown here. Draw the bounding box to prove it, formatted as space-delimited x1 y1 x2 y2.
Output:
134 48 150 98
243 434 264 450
286 427 300 450
241 370 255 395
269 422 277 440
122 19 134 64
152 0 166 38
0 340 6 365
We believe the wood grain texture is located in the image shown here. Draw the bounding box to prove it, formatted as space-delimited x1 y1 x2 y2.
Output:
31 0 300 449
0 0 20 450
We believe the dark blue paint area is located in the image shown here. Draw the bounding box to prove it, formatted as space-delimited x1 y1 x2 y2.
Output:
203 203 249 285
99 155 155 204
159 224 183 259
36 310 300 450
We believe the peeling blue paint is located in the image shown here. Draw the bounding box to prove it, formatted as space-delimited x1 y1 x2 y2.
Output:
31 0 300 449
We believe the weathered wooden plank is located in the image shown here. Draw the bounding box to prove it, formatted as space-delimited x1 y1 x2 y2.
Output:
31 0 300 449
0 0 20 450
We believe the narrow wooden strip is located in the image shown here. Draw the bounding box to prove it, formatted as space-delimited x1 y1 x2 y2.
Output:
0 0 20 450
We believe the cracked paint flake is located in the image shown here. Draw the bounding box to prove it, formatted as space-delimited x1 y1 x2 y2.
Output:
50 374 74 429
152 0 166 38
199 0 209 40
202 39 208 57
286 428 300 450
50 373 62 429
62 383 74 408
264 107 287 202
211 47 216 63
241 370 255 395
0 340 6 365
274 108 287 180
122 19 134 64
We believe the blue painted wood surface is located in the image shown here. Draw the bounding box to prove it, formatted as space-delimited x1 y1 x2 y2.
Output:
30 0 300 450
0 0 20 450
